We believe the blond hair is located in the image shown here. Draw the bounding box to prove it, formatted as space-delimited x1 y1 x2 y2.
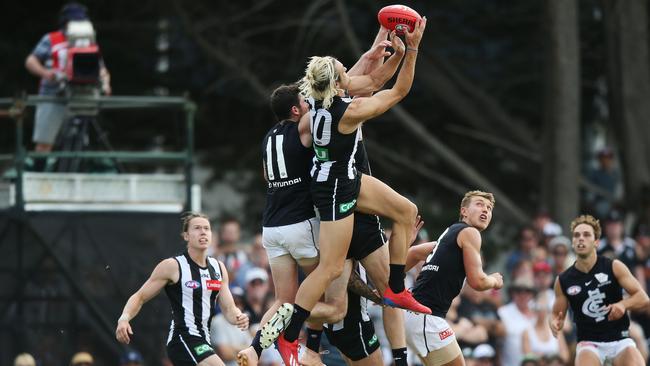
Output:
180 211 210 236
299 56 339 109
14 353 36 366
570 214 601 240
459 190 495 220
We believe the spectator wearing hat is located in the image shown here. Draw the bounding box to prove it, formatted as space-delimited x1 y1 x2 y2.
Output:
119 350 143 366
498 277 537 366
210 286 253 366
70 352 93 366
598 210 646 291
13 353 36 366
521 292 569 364
243 267 270 326
472 343 497 366
532 261 555 303
548 236 573 277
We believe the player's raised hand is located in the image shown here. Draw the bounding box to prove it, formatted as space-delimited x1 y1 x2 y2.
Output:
606 302 626 321
404 16 427 49
388 30 406 55
549 311 563 337
235 312 249 330
409 215 424 244
366 40 393 60
116 319 133 344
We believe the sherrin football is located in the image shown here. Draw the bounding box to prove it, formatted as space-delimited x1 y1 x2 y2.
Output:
378 5 421 34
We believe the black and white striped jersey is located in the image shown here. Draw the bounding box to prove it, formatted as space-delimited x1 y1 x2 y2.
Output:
309 96 361 183
165 252 223 344
327 263 371 331
262 120 316 227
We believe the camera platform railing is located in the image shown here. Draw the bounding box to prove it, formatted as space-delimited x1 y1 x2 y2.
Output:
0 94 197 212
0 93 198 364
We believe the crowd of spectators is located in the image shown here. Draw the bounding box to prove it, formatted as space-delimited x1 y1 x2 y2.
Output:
13 204 650 365
200 209 650 366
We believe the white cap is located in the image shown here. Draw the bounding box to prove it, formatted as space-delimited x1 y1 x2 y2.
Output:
245 267 268 284
473 344 495 359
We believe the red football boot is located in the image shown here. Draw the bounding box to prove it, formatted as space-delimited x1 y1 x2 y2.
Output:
383 287 432 314
276 333 299 366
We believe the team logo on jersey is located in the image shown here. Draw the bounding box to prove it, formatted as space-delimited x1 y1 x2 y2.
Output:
439 328 454 340
185 280 201 289
368 334 378 347
581 288 608 322
206 279 222 291
567 285 581 295
339 199 357 213
215 273 221 280
314 146 329 161
595 273 609 284
194 344 212 356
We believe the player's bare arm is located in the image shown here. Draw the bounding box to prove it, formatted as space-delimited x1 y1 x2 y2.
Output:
346 31 402 96
405 241 437 272
459 227 503 291
607 259 650 320
347 26 391 77
217 262 249 330
116 258 178 344
550 277 569 337
297 112 312 147
339 18 426 132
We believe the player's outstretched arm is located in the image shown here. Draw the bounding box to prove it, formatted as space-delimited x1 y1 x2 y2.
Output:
347 26 391 77
460 227 503 291
346 30 404 96
116 258 177 344
608 259 650 320
217 261 249 331
550 278 568 337
340 18 426 131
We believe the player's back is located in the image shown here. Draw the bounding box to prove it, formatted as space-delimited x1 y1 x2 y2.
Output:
262 120 315 227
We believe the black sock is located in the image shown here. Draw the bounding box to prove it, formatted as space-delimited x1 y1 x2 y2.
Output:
252 330 263 358
306 327 323 352
392 347 408 366
388 264 406 293
284 304 310 342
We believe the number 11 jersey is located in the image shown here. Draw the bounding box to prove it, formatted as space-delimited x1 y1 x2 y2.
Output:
262 120 315 227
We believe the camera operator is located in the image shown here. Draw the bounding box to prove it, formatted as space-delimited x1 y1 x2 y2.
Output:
24 2 111 164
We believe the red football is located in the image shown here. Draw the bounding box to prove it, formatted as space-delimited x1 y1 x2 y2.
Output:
378 5 421 34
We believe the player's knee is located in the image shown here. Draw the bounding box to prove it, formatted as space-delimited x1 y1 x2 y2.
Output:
316 261 345 282
324 298 348 323
396 200 418 225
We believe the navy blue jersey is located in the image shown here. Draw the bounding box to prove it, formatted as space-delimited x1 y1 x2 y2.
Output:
262 120 315 227
559 256 630 342
412 222 470 318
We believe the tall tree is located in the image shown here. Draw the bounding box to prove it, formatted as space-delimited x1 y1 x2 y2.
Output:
541 0 581 226
602 0 650 217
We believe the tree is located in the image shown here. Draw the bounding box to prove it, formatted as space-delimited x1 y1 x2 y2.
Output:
602 0 650 219
541 0 580 226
